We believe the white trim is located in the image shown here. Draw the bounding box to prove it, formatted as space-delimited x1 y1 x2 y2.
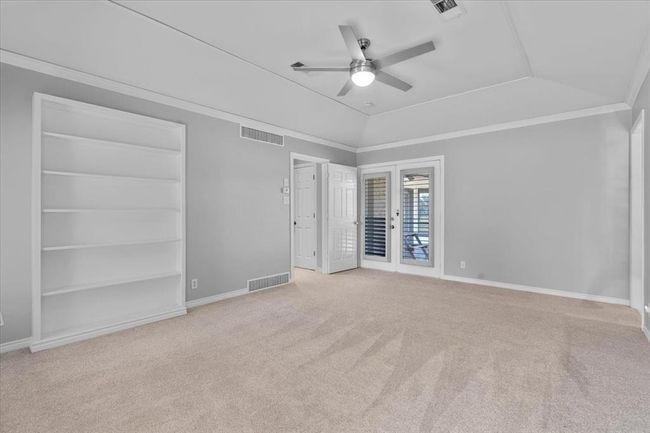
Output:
441 274 630 306
643 325 650 344
626 32 650 106
185 288 248 309
358 155 446 169
180 124 187 309
321 164 330 275
29 306 187 352
0 337 32 354
289 153 329 278
630 109 645 321
356 103 631 153
3 50 636 155
0 50 356 153
31 94 42 344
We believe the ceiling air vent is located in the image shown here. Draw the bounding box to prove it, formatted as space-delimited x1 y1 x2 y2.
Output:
431 0 465 20
241 125 284 147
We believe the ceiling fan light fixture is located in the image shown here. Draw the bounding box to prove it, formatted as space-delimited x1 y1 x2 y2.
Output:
350 60 376 87
351 70 375 87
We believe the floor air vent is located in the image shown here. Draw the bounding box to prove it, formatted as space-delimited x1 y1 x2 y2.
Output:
247 272 290 292
241 126 284 147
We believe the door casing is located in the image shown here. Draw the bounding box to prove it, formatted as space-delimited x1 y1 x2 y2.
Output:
290 153 329 279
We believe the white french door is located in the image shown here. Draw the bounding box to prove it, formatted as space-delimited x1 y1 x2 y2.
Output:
360 159 442 277
328 163 358 273
294 164 317 270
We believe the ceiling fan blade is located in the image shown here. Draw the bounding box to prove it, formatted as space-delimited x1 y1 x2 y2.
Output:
374 41 435 69
292 66 350 72
375 71 412 92
338 25 365 60
337 79 354 97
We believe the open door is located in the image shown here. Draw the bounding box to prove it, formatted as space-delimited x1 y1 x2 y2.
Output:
294 164 317 270
327 163 358 273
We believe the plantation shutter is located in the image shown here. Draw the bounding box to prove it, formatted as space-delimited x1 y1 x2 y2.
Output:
363 173 391 261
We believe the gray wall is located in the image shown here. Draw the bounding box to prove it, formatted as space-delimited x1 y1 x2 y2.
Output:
632 70 650 329
358 113 631 300
0 63 355 344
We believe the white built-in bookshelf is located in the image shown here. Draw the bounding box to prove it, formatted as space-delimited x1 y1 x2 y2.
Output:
30 93 187 351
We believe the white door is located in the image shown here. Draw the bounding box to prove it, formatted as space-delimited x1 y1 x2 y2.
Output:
630 111 645 320
328 163 358 273
294 165 317 270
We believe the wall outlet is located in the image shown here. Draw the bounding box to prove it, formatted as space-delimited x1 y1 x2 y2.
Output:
0 312 3 326
191 279 198 290
460 261 466 269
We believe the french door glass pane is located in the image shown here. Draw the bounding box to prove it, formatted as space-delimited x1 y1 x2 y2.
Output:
401 170 432 265
364 174 390 260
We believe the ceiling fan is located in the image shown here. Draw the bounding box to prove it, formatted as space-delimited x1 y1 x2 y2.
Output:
291 25 435 96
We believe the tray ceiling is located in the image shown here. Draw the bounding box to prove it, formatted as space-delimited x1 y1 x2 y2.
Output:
1 1 648 147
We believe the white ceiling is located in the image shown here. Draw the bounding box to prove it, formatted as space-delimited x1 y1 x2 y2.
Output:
115 0 531 115
1 1 649 148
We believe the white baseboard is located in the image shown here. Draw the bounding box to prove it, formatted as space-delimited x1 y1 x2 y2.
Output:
441 274 630 306
0 337 32 354
185 288 248 309
29 306 187 352
2 288 272 353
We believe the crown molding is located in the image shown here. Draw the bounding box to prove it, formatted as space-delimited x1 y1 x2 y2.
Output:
626 31 650 107
1 49 635 156
356 102 631 153
0 49 357 153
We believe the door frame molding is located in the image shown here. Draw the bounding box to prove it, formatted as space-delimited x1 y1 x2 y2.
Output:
358 155 445 277
290 152 330 279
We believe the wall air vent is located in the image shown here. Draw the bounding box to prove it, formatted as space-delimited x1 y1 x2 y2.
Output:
241 126 284 147
431 0 465 20
247 272 291 292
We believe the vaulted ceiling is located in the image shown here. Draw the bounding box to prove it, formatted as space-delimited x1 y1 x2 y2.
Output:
1 1 649 148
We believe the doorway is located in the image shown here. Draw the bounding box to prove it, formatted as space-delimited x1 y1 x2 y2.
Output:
630 109 645 327
289 153 358 279
359 157 444 278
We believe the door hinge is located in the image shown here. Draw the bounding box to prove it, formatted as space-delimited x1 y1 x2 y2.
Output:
313 251 316 256
313 174 316 180
313 212 316 218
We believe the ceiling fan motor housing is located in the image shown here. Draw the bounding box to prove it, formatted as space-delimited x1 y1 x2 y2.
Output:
349 59 376 76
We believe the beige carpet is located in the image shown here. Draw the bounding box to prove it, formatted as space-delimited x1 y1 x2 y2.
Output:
1 268 649 433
